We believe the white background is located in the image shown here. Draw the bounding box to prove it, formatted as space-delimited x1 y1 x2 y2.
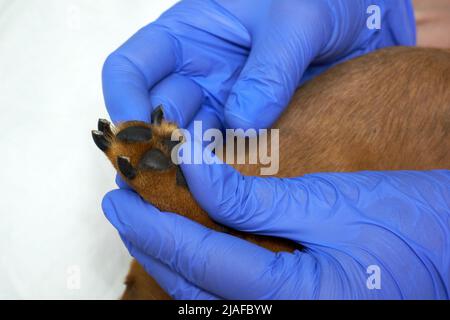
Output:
0 0 177 299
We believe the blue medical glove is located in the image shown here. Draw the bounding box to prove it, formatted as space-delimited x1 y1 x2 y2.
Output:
103 162 450 299
102 0 415 130
100 0 429 300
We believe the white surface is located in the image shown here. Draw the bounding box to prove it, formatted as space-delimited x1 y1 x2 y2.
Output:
0 0 177 299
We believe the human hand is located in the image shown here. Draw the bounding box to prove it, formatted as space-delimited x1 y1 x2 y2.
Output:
102 0 415 131
103 162 450 299
101 0 428 299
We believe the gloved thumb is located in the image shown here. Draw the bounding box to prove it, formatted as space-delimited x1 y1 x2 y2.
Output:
223 7 329 130
224 39 299 130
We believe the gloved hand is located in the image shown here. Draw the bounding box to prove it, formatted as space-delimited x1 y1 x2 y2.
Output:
102 0 415 130
100 0 436 299
103 161 450 299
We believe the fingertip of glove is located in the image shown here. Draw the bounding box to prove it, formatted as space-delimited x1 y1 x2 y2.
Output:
224 110 270 133
101 190 121 226
224 94 275 131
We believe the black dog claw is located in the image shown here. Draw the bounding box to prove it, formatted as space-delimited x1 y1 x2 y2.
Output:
117 156 137 179
116 126 152 142
151 105 164 125
176 166 188 188
98 119 112 136
92 130 110 152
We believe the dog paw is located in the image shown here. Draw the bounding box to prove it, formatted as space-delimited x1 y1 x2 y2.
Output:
92 106 189 212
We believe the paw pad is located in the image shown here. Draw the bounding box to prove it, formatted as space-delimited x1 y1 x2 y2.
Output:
91 107 186 188
116 126 153 142
140 149 173 171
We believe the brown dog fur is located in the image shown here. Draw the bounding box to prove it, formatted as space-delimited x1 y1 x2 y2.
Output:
94 46 450 299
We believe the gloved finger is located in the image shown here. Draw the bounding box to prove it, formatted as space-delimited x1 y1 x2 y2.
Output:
179 117 296 236
189 103 224 132
180 143 296 236
223 3 328 130
102 189 316 299
149 74 204 128
223 41 298 130
102 25 179 124
181 105 299 236
120 235 220 300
